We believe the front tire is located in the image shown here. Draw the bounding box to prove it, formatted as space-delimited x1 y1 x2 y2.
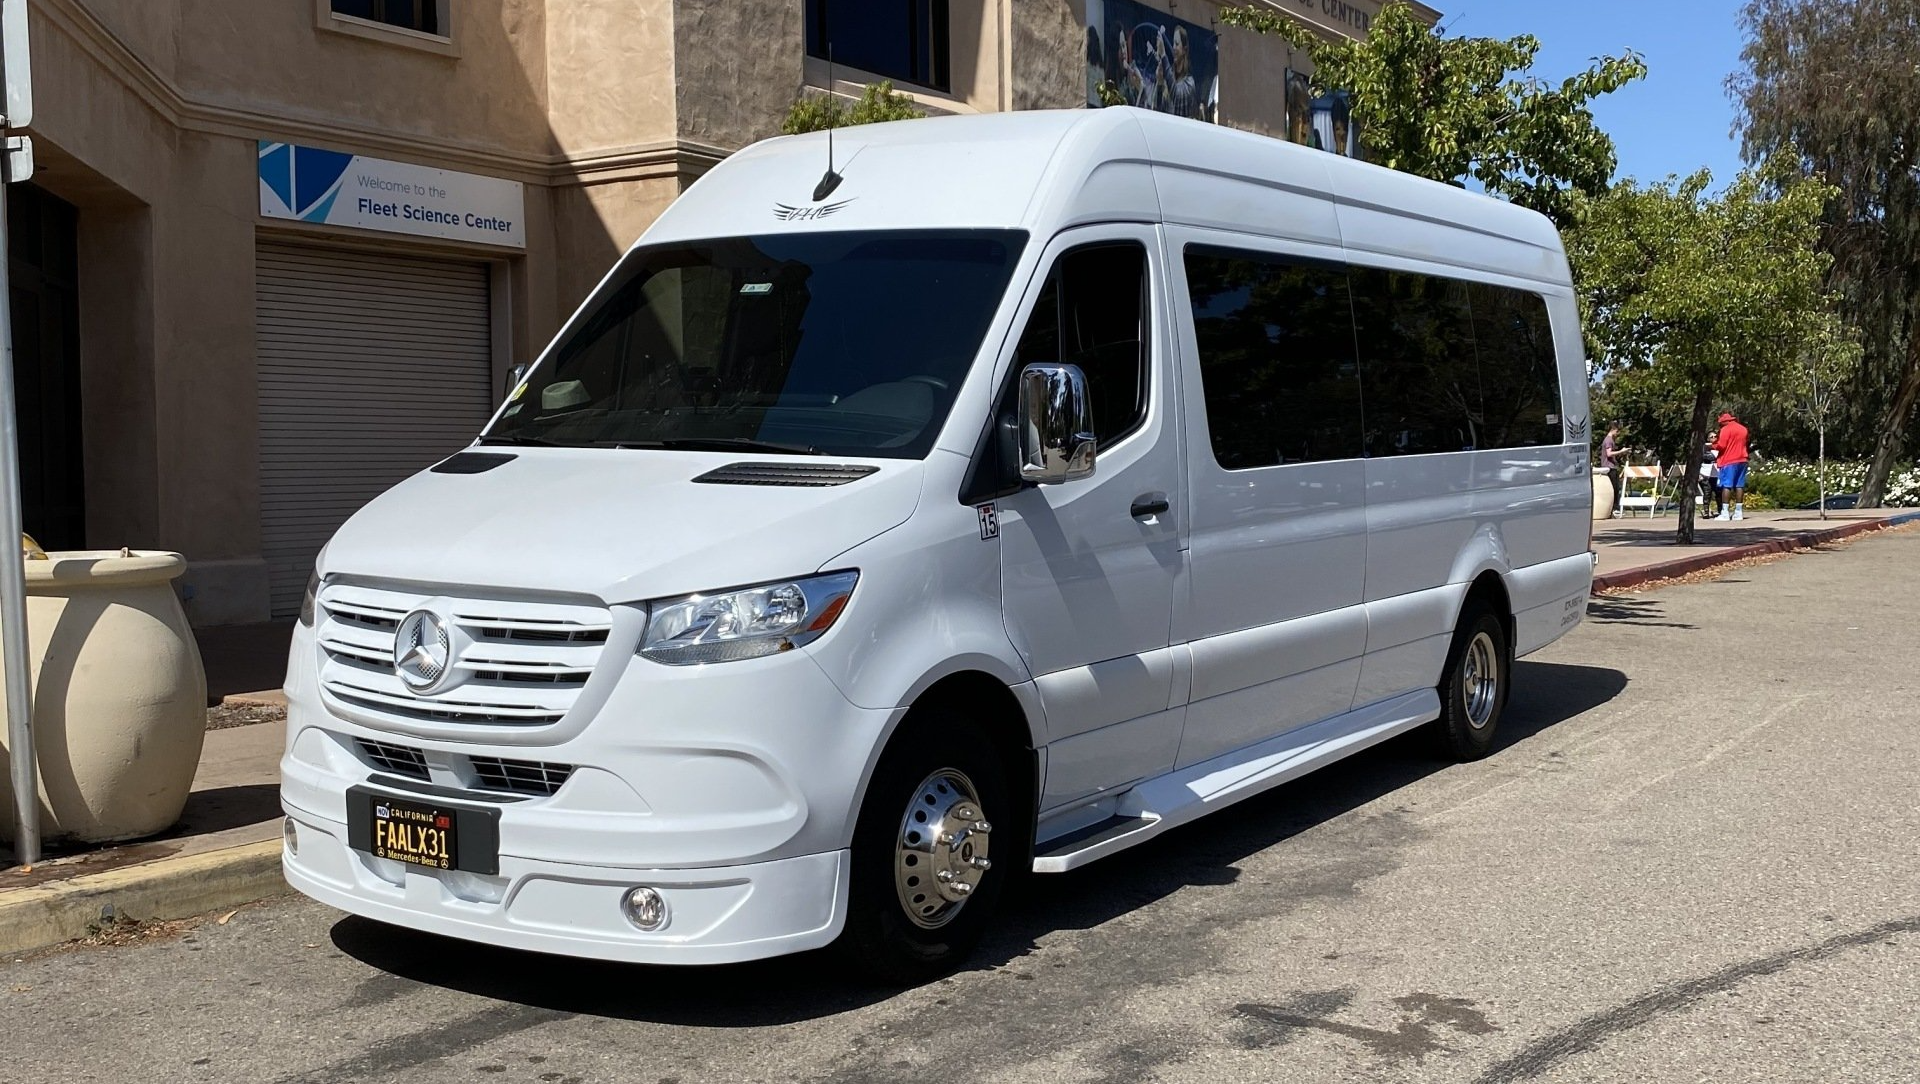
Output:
838 706 1022 984
1434 602 1510 761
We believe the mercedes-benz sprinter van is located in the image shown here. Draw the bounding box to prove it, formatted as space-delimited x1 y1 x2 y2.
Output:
280 107 1594 980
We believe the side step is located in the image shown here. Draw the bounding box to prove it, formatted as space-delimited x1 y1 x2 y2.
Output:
1030 688 1440 874
1033 813 1158 864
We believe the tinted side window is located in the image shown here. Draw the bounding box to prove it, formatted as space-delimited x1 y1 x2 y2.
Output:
1184 247 1363 469
1013 243 1150 445
1350 268 1483 456
1470 284 1564 448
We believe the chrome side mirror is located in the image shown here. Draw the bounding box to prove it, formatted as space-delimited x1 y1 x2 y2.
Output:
1017 363 1096 484
504 363 529 401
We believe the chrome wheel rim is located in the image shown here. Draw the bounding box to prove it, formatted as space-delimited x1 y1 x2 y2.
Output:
895 769 991 930
1463 630 1500 729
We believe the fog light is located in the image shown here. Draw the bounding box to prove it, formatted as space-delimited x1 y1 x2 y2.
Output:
621 886 669 931
283 816 299 856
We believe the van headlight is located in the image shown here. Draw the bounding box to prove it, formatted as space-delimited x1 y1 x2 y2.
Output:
638 571 859 665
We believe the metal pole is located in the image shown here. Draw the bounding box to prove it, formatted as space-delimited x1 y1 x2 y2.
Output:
0 106 37 866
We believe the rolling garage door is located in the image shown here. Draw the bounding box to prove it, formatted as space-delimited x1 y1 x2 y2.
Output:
256 242 495 617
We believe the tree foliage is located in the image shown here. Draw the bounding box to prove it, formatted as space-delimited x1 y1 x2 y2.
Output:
1568 163 1838 542
781 81 925 135
1219 2 1645 226
1732 0 1920 507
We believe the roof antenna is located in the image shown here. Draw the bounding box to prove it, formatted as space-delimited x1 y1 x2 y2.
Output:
815 43 845 201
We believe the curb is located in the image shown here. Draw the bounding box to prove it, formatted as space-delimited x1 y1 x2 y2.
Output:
1593 511 1920 594
0 839 287 955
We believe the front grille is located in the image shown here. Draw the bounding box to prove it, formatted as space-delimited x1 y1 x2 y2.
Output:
469 756 576 797
358 740 430 780
317 583 613 728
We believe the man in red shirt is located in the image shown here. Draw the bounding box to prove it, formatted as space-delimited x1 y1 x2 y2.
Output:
1712 411 1751 521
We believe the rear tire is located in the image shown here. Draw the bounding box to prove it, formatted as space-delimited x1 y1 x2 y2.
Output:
837 705 1024 985
1433 602 1510 761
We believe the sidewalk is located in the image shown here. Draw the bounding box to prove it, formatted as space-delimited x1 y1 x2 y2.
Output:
0 721 287 953
1591 507 1920 591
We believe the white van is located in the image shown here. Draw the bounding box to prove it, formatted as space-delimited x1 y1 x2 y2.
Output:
280 107 1593 980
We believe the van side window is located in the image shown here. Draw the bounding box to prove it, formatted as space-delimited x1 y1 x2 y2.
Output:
1350 268 1484 457
1013 242 1150 445
1184 246 1363 469
1469 284 1564 448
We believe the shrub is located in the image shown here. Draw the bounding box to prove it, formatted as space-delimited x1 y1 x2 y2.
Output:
1749 472 1818 509
781 81 926 135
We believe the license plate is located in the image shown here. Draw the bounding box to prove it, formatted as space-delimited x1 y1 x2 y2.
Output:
347 787 499 875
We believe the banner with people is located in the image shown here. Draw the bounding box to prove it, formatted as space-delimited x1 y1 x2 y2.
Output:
1086 0 1220 123
1284 70 1360 158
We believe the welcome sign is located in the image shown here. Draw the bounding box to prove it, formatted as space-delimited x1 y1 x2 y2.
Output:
258 141 526 249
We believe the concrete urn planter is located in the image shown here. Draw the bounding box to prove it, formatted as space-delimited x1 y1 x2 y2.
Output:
0 551 207 845
1592 473 1616 521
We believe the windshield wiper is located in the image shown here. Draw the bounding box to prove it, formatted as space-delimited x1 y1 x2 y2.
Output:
477 433 567 447
599 437 824 456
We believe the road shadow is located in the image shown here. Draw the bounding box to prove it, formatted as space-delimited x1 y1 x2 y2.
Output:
329 661 1627 1024
1586 595 1698 629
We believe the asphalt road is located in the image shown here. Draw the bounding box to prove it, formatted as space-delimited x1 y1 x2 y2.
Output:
7 529 1919 1084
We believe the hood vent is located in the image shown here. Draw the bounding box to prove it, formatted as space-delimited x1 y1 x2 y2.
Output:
693 462 880 487
432 452 516 475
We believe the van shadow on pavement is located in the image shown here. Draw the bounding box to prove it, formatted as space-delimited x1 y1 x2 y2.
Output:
329 661 1627 1025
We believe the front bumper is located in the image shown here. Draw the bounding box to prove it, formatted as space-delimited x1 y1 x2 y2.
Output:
280 799 848 964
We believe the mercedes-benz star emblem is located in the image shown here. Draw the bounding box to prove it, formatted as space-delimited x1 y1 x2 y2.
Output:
394 610 453 692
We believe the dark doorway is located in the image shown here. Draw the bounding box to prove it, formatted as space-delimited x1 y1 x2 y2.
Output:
7 183 84 550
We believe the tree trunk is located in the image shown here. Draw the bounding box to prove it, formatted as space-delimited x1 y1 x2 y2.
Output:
1860 338 1920 508
1818 424 1828 520
1677 384 1714 545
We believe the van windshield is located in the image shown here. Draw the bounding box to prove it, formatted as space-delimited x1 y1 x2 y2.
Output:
485 230 1027 459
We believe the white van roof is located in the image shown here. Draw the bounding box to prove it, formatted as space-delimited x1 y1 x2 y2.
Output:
647 107 1569 287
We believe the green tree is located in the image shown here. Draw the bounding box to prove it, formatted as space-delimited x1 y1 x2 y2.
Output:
1220 2 1646 226
1732 0 1920 508
1777 314 1864 517
1568 163 1838 543
780 81 926 136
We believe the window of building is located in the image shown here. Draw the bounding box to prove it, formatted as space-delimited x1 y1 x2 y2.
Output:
331 0 439 36
1013 243 1150 445
1184 246 1363 469
1350 267 1484 457
1468 283 1564 448
806 0 951 92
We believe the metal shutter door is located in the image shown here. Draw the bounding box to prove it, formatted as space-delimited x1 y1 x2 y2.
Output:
257 242 494 617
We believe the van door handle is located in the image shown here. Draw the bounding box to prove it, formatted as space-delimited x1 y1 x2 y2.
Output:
1130 495 1171 519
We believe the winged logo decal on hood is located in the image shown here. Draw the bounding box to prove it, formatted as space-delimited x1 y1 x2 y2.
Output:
773 198 855 222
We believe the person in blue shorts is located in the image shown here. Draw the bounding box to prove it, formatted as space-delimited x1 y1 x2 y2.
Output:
1711 412 1750 521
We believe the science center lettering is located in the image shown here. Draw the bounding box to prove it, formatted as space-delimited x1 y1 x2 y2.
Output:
1277 0 1377 33
258 141 527 248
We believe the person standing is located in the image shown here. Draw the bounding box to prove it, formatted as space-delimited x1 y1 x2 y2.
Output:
1711 412 1751 521
1600 425 1631 473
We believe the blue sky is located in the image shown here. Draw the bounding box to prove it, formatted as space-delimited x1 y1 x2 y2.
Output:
1440 0 1750 188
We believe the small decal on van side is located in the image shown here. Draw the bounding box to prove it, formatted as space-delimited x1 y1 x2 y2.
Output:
977 503 1000 541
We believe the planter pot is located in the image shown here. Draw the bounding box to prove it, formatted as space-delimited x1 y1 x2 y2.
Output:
0 551 207 845
1592 473 1616 521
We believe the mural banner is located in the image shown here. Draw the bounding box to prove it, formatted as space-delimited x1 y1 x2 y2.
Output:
1086 0 1219 123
